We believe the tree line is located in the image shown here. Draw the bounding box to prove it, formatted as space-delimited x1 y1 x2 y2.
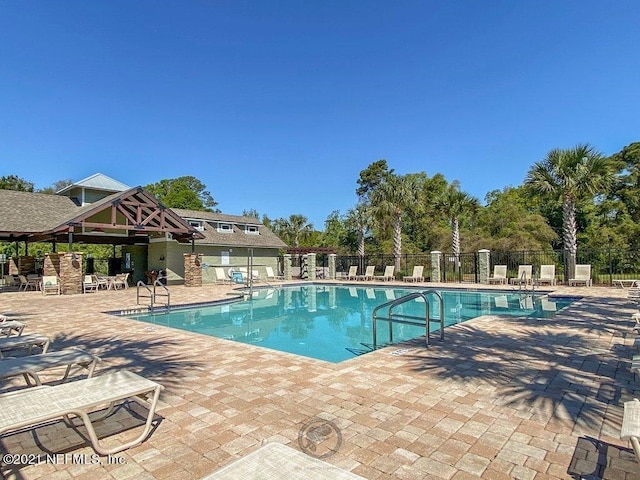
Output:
2 142 639 268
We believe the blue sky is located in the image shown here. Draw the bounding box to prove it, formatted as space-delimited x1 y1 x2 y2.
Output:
2 1 639 228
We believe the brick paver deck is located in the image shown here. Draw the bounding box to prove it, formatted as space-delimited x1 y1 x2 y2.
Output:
0 281 639 479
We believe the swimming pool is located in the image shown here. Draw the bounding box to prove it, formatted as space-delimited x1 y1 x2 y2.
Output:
124 285 576 363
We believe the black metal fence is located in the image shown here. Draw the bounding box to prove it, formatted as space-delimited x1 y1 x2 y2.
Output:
328 248 640 286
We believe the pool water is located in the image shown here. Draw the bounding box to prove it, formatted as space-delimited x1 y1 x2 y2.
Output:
125 285 575 363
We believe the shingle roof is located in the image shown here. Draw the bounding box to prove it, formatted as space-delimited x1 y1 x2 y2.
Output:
56 173 131 195
172 209 287 249
0 190 79 234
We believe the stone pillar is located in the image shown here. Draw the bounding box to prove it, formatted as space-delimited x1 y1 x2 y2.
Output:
18 256 35 275
430 251 442 283
184 253 203 287
307 253 316 281
328 254 336 280
8 257 19 275
43 253 61 277
283 254 292 281
478 249 490 284
60 252 83 295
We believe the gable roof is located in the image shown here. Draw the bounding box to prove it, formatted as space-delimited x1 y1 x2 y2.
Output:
56 173 131 195
0 188 202 244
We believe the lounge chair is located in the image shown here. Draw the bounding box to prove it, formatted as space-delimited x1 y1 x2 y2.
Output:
214 267 230 285
487 265 507 285
510 265 532 285
0 348 100 386
403 266 424 282
0 370 163 455
0 320 25 337
621 398 640 464
265 266 284 281
373 266 395 282
568 264 592 287
41 275 61 295
356 265 375 281
83 275 99 293
346 266 358 280
536 265 556 286
0 334 50 358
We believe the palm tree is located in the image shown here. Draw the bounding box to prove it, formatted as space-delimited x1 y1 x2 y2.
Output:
370 174 419 273
436 181 479 264
274 214 314 248
525 143 612 278
346 203 373 273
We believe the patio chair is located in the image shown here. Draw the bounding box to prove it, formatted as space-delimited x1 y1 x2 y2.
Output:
265 266 284 281
487 265 507 285
41 276 61 295
621 398 640 464
357 265 375 281
0 333 50 358
403 265 424 282
18 274 38 291
0 370 163 455
510 265 532 285
536 265 556 286
214 267 230 284
373 266 395 282
568 264 592 287
0 348 100 387
112 273 130 290
346 266 358 280
83 275 99 293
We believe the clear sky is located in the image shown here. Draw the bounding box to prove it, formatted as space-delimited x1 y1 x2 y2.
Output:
2 1 638 228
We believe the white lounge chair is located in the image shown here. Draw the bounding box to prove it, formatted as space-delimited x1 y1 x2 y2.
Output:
0 334 50 358
510 265 532 285
214 267 230 284
0 370 163 455
488 265 507 285
0 348 100 386
569 264 592 287
346 266 358 280
403 266 424 282
621 398 640 464
0 320 25 337
357 266 375 281
112 273 130 290
373 266 395 282
265 266 284 281
18 274 38 291
536 265 556 286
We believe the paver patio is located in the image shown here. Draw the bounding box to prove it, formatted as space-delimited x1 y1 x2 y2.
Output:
0 281 639 479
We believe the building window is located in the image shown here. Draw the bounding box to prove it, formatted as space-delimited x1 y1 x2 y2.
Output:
245 225 259 235
188 220 204 232
217 223 233 233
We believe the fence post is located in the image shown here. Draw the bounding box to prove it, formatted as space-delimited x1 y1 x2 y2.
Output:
478 249 490 284
431 251 442 283
283 254 292 281
328 254 336 280
307 253 316 281
608 240 613 286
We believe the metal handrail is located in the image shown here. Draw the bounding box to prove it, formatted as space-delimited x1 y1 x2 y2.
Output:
136 281 153 306
153 280 170 309
135 280 170 310
372 289 445 349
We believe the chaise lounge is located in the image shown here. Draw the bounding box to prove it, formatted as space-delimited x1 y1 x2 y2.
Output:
0 370 163 455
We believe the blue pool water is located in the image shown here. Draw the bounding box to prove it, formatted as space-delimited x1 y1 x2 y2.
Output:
124 285 576 363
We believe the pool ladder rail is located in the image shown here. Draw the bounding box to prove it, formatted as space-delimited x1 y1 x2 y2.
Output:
372 289 445 350
136 280 171 311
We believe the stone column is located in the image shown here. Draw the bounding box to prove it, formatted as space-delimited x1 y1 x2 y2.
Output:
60 252 83 295
328 254 336 280
307 253 316 281
430 251 442 283
184 253 203 287
283 254 292 281
43 253 61 277
478 249 490 284
18 256 35 275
